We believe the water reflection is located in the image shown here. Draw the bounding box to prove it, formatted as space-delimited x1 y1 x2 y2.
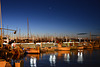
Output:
11 59 14 66
57 51 70 59
77 51 83 63
49 54 56 66
27 54 39 60
64 53 70 62
30 57 37 67
1 48 99 67
27 54 40 67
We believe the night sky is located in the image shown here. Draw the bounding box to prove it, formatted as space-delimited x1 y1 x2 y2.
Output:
1 0 100 37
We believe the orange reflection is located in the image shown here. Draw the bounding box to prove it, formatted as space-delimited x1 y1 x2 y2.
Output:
57 51 70 59
27 54 40 60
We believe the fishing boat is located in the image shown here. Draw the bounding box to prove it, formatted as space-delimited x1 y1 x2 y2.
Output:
57 47 70 51
40 42 56 52
86 46 93 49
93 44 100 48
40 47 47 53
92 41 100 48
83 43 93 49
70 46 77 50
57 43 70 51
77 46 84 50
26 46 40 54
41 46 56 52
46 47 55 51
86 43 93 49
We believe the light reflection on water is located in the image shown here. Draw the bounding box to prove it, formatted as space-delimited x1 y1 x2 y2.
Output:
64 53 70 62
8 48 100 67
49 54 56 66
77 51 83 63
30 57 37 67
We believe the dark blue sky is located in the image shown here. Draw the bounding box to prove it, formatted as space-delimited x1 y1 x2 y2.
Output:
1 0 100 36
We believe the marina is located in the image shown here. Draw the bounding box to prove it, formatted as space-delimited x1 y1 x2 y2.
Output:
0 0 100 67
0 40 100 67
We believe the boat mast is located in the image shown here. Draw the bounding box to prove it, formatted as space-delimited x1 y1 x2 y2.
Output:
90 32 91 42
19 28 20 39
27 18 29 40
7 24 8 37
0 0 3 48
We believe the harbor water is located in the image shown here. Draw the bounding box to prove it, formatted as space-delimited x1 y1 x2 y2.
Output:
6 48 100 67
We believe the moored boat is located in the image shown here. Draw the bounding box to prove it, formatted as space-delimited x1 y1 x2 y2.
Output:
70 46 77 50
93 45 100 48
26 46 40 54
84 43 93 49
57 47 70 51
57 43 70 51
77 46 84 50
40 42 56 52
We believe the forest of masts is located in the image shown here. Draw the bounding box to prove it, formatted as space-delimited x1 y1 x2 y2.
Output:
1 30 100 43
